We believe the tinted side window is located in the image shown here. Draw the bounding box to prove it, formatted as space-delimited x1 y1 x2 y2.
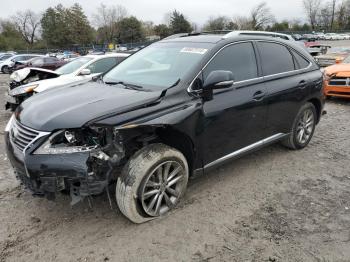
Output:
32 58 44 66
13 56 25 61
0 54 12 60
258 42 295 75
87 57 118 73
291 50 310 69
44 57 58 63
204 42 258 82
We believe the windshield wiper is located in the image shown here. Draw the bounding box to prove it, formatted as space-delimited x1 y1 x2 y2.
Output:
104 81 144 91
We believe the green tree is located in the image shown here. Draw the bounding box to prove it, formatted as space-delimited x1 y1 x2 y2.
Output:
270 20 290 31
66 3 94 45
41 4 93 48
169 10 192 34
154 24 170 38
117 16 145 43
0 20 27 50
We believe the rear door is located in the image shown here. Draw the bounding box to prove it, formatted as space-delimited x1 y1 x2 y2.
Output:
200 42 268 166
256 41 311 135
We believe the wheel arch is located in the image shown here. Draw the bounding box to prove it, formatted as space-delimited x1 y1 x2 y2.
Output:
156 126 195 174
118 125 197 175
307 98 322 123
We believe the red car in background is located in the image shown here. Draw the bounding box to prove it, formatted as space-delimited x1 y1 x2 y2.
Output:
12 56 67 71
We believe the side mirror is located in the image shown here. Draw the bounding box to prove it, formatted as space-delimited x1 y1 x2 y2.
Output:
201 70 234 101
203 70 234 90
79 68 91 76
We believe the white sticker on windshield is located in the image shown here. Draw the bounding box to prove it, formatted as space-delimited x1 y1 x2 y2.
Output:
180 47 208 55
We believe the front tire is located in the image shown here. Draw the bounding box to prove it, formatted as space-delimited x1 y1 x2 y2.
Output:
116 143 189 223
282 102 317 150
2 66 9 74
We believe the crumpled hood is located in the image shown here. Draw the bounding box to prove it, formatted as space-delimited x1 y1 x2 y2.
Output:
17 82 163 131
10 67 60 82
324 64 350 76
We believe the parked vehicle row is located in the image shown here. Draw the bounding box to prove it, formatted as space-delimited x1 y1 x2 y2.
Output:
5 53 130 111
314 47 350 67
292 32 350 41
12 56 67 72
4 31 325 223
0 54 43 74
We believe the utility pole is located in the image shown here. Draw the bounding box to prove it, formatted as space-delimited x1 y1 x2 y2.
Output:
331 0 336 30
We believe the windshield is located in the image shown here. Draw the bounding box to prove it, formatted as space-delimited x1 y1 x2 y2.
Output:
103 42 213 90
343 56 350 63
55 57 93 75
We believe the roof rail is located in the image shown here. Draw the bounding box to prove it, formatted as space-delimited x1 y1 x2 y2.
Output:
162 32 203 40
201 30 233 35
222 30 291 39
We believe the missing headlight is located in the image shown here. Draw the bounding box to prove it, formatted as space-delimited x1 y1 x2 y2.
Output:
34 128 105 155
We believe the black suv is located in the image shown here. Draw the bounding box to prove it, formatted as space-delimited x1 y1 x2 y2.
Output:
5 33 324 223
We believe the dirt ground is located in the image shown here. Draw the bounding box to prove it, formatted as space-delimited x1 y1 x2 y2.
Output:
0 70 350 262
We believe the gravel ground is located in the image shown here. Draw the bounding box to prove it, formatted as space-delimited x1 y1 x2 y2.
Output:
0 69 350 262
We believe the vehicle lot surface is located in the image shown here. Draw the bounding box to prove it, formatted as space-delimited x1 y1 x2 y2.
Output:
0 71 350 261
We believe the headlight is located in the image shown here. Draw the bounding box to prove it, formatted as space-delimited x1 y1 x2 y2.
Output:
9 84 38 96
34 130 100 155
5 114 15 132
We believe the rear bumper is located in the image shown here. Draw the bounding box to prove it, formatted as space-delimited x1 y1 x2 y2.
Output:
5 131 110 201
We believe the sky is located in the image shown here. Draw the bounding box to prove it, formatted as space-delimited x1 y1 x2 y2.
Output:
2 0 307 26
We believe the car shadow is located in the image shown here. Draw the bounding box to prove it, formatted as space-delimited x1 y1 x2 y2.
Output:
19 142 288 225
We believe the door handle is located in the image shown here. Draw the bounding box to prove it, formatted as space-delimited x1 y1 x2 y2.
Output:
252 90 266 101
297 80 307 89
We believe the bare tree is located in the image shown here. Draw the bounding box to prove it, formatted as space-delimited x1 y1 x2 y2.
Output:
12 10 41 46
336 0 350 29
203 16 232 31
93 3 128 42
163 12 172 27
232 15 253 30
250 2 275 30
303 0 322 30
318 5 332 29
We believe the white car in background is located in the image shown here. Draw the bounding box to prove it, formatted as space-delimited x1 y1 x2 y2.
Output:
0 54 42 74
325 33 338 40
6 53 130 110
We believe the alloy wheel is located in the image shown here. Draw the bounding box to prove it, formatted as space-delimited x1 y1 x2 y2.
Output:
296 109 315 144
140 161 186 217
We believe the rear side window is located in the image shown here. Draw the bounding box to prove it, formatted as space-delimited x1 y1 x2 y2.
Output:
45 57 58 63
258 42 295 76
291 50 310 69
204 42 258 82
87 57 118 74
32 58 44 66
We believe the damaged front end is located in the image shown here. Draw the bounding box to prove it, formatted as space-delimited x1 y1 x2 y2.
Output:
5 119 128 205
5 68 60 111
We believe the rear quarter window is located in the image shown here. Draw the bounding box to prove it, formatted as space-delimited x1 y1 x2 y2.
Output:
258 42 295 76
291 50 310 69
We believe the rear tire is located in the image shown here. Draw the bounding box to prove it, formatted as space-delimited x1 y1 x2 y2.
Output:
282 102 317 150
116 143 189 224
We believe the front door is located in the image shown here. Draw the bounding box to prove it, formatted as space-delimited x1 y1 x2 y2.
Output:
200 42 268 166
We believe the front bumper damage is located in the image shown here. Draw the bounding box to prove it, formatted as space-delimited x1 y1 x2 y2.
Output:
5 131 119 204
